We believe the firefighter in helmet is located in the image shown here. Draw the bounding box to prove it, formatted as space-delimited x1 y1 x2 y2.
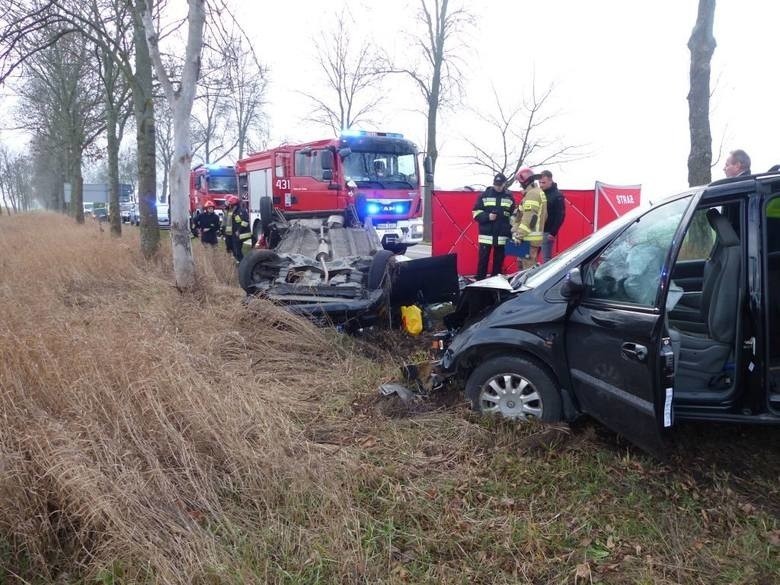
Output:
222 196 237 256
195 200 220 247
511 167 547 270
228 195 251 262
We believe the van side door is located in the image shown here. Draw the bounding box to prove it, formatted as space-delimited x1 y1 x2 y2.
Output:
565 195 695 452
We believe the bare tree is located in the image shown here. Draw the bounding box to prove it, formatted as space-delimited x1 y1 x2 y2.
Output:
155 97 174 202
0 0 162 257
190 49 236 163
302 9 384 135
142 0 205 290
16 29 104 223
93 1 134 236
687 0 717 186
0 145 33 213
222 33 267 159
464 83 585 182
386 0 472 240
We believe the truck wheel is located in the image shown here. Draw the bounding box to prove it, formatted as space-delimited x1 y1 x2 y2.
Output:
465 355 562 422
260 196 274 232
238 250 280 293
367 249 395 290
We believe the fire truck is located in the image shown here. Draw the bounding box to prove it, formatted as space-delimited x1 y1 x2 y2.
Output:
189 164 239 221
235 130 425 254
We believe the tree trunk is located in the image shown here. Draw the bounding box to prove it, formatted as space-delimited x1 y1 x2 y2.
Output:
107 106 122 236
133 0 160 258
687 0 716 187
73 154 84 224
143 0 204 290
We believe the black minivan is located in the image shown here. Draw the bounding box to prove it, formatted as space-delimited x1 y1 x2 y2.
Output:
437 174 780 452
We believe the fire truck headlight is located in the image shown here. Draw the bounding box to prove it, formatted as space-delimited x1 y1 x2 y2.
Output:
367 203 381 215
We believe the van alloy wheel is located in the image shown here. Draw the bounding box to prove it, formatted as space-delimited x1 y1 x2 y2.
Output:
465 355 562 422
478 373 542 419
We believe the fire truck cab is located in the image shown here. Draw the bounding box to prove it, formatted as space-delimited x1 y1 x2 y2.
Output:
189 164 238 221
236 131 424 253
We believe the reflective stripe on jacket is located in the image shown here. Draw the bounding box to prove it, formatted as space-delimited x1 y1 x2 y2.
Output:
473 187 516 246
512 185 547 245
232 208 252 240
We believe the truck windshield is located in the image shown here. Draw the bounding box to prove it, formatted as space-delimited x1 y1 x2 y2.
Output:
207 175 237 194
342 151 418 189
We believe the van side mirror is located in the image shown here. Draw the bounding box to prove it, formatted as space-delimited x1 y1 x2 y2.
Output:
321 149 334 170
561 267 585 299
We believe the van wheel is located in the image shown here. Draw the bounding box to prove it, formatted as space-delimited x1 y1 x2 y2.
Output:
465 355 562 422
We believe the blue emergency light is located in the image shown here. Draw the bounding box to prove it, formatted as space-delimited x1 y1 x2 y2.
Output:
340 130 405 139
367 202 382 215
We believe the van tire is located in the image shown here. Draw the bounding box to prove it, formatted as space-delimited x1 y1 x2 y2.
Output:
238 250 280 293
465 355 562 422
367 250 395 290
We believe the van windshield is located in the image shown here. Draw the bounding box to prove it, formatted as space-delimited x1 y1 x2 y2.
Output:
342 151 418 189
514 190 700 290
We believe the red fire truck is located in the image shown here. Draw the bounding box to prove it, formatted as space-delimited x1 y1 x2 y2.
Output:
189 164 239 221
235 130 424 254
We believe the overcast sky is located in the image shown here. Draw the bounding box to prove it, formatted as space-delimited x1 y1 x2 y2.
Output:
2 0 776 205
243 0 778 203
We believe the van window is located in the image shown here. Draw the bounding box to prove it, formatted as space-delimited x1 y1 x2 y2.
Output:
585 196 691 307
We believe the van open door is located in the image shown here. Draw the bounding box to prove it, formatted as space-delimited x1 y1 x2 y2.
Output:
564 194 696 453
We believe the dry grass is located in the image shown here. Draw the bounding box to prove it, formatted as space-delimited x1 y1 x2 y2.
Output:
0 213 778 584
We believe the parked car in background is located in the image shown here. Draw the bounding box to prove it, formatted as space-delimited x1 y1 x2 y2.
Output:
157 204 170 229
92 207 108 222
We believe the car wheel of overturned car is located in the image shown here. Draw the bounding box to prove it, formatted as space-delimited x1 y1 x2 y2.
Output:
260 196 274 232
367 249 395 290
466 355 562 422
238 249 280 293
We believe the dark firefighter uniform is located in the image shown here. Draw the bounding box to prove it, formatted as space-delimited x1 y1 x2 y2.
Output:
195 209 221 246
230 204 252 261
473 175 516 280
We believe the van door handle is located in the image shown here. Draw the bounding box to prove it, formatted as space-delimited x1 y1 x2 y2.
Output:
621 342 648 362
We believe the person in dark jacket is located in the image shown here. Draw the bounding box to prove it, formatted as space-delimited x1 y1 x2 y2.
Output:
230 197 252 262
473 172 516 280
538 170 566 262
195 200 220 246
723 149 751 177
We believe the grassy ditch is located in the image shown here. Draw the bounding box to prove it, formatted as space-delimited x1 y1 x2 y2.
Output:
0 213 777 584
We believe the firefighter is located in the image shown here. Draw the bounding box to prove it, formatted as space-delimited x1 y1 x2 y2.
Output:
229 196 251 262
511 167 547 271
222 196 236 255
195 201 220 246
473 172 516 280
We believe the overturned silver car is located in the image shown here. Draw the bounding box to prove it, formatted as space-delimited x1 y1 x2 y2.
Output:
238 215 459 326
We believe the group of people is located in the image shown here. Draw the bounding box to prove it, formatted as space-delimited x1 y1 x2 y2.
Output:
473 167 565 280
192 195 251 262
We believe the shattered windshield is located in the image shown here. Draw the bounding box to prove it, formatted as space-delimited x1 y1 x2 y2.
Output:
342 151 418 189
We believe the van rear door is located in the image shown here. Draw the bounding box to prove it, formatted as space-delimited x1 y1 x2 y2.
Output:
565 195 695 453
